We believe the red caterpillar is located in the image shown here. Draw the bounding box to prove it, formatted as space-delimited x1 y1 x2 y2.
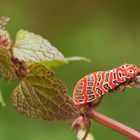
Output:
73 64 140 105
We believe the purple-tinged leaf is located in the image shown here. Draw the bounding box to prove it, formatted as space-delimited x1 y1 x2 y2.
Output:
0 30 11 48
0 48 16 80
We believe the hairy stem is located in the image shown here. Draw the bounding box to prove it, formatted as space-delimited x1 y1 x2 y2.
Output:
88 111 140 140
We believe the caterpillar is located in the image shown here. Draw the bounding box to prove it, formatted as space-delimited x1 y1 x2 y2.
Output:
73 64 140 105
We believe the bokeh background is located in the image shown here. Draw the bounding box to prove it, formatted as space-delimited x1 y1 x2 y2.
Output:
0 0 140 140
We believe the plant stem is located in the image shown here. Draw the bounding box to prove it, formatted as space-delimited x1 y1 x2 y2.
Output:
88 111 140 140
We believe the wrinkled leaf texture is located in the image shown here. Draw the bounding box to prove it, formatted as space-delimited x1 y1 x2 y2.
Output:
12 63 80 121
0 48 16 80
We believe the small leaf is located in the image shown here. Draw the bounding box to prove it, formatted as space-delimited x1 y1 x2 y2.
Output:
77 130 95 140
77 129 87 140
0 90 6 107
11 63 80 121
0 30 11 48
0 48 16 80
12 29 90 68
0 16 10 30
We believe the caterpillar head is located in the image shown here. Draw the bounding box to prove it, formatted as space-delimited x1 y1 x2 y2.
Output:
121 64 139 78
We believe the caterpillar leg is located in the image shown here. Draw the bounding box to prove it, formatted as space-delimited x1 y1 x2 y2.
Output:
112 84 126 92
85 96 104 114
90 96 103 109
77 96 104 115
126 77 140 88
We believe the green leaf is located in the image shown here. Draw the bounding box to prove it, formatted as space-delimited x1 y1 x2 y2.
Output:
40 60 68 68
12 29 65 63
12 29 90 68
11 63 80 121
0 90 6 107
40 57 91 68
0 48 16 80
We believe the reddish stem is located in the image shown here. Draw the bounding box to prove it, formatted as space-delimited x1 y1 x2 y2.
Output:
88 111 140 140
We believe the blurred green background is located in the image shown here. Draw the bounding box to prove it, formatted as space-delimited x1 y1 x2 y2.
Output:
0 0 140 140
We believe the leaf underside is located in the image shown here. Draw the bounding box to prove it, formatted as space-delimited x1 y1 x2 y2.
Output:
12 29 65 63
12 29 90 68
11 63 80 121
0 48 16 80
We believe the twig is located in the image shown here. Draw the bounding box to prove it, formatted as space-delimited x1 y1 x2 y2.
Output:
87 111 140 140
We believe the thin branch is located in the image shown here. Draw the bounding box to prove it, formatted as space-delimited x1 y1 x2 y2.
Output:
87 111 140 140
